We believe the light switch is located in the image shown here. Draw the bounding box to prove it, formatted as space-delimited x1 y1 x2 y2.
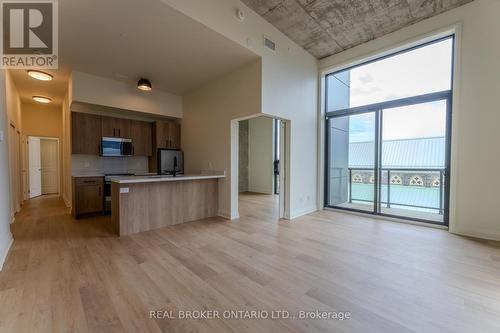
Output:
120 187 130 194
0 130 4 142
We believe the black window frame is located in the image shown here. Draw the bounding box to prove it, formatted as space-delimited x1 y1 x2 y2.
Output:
324 35 455 226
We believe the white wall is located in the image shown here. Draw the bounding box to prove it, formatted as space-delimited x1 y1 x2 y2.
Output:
5 71 22 218
183 60 262 218
319 0 500 241
72 71 183 118
162 0 319 218
0 70 14 270
248 116 274 194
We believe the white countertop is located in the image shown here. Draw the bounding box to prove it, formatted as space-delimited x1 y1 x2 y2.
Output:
72 172 158 178
110 173 225 184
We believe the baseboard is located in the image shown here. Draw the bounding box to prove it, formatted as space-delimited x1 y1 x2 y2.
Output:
0 235 14 271
247 187 273 195
63 196 71 209
218 210 239 220
451 227 500 242
290 206 318 220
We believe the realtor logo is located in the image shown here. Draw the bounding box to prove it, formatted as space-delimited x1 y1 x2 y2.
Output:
1 1 58 68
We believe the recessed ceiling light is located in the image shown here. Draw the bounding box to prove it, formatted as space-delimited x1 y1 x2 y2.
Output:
32 96 52 104
137 78 152 91
27 70 53 81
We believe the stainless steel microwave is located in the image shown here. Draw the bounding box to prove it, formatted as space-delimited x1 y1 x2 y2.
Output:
101 137 133 157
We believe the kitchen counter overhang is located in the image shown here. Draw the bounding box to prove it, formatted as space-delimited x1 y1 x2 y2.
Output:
111 173 224 236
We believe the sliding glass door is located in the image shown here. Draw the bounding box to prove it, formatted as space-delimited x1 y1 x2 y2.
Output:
326 112 376 213
379 100 448 223
325 93 451 225
324 35 453 225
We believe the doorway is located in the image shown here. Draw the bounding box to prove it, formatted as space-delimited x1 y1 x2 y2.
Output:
324 36 454 225
28 136 60 198
237 116 288 220
326 94 451 224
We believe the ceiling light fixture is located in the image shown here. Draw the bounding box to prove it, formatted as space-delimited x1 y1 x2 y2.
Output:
137 78 152 91
32 96 52 104
27 70 53 81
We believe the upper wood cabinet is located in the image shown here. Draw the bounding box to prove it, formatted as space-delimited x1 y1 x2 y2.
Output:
72 112 171 158
130 120 152 156
167 122 181 150
149 120 181 173
71 112 102 155
101 116 131 138
154 120 181 150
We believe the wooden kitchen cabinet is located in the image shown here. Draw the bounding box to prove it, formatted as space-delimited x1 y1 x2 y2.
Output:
71 112 102 155
153 121 168 149
167 122 181 149
130 120 152 156
149 120 181 172
154 120 181 149
101 116 131 138
72 177 104 218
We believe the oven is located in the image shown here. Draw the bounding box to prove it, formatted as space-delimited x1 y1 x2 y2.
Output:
104 173 133 214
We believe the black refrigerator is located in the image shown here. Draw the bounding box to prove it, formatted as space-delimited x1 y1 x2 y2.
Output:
157 149 184 175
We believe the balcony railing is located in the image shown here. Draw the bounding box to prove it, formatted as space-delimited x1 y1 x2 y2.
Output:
348 167 445 214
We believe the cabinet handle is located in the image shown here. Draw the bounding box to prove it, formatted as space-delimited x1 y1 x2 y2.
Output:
119 128 121 137
99 186 101 196
166 139 168 148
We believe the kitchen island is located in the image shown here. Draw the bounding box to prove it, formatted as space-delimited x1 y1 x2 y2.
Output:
110 173 224 236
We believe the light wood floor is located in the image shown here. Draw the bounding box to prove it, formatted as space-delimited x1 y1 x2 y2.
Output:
2 193 500 332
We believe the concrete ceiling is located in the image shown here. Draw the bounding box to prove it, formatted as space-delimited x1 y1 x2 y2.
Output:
58 0 259 95
241 0 474 59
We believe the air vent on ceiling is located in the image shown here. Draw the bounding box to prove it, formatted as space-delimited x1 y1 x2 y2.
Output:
264 36 276 52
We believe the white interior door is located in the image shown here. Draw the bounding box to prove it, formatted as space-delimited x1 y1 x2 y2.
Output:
40 139 59 194
28 137 42 198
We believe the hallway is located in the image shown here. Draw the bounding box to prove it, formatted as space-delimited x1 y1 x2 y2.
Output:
2 196 500 332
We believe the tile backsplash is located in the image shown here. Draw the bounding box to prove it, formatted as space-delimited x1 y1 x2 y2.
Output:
72 154 149 175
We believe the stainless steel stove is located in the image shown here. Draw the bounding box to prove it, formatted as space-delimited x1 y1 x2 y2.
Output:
104 173 134 214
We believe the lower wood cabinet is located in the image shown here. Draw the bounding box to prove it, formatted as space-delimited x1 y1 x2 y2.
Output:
72 177 104 218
